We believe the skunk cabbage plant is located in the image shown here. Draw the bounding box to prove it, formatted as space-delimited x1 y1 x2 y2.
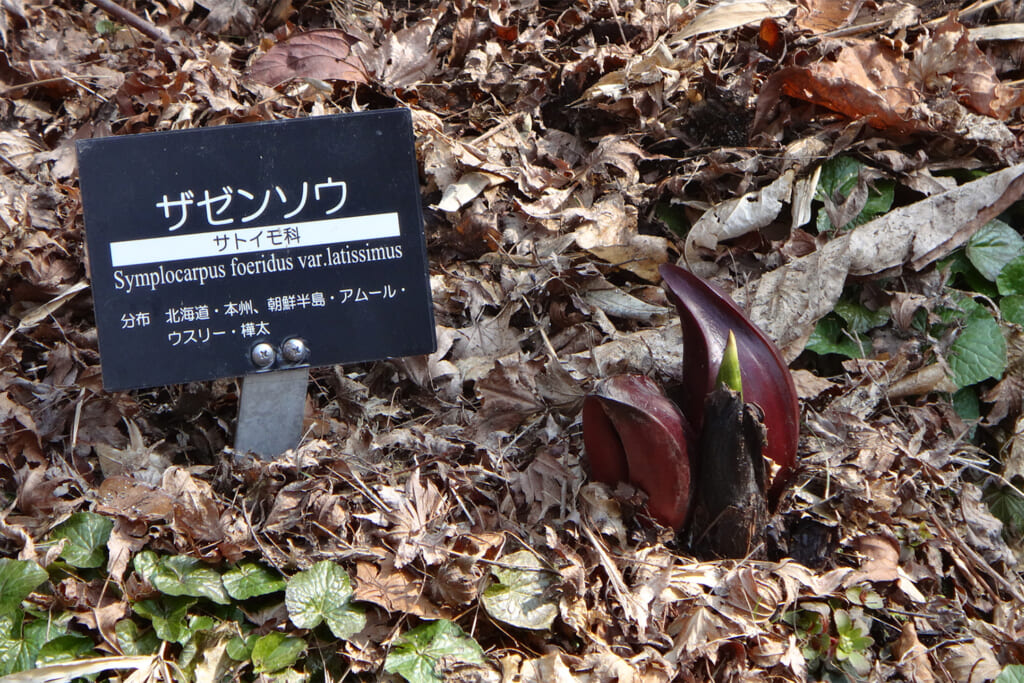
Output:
582 263 799 530
583 375 696 529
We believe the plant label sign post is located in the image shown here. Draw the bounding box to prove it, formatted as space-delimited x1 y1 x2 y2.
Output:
77 110 436 458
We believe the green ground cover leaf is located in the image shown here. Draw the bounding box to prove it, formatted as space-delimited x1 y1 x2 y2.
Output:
115 619 160 655
952 387 981 422
0 613 58 675
997 665 1024 683
384 619 486 683
949 308 1007 387
35 633 95 665
806 315 866 358
223 562 286 600
967 220 1024 282
833 299 890 334
1000 294 1024 326
132 596 196 644
998 253 1024 296
227 633 257 661
481 550 558 630
814 157 894 232
833 609 872 676
50 511 113 569
251 632 306 674
133 551 230 605
285 561 365 639
984 485 1024 537
0 560 48 615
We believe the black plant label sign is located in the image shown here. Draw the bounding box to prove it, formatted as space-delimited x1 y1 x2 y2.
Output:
78 110 436 390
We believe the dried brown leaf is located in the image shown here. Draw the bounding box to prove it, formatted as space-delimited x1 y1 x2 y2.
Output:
197 0 256 33
674 0 796 40
248 30 368 87
354 560 452 619
95 476 174 522
939 638 1002 683
894 621 936 683
377 470 449 567
849 534 900 583
917 17 1024 120
357 16 439 89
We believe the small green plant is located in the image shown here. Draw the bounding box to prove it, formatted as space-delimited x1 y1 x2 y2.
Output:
0 515 490 681
984 484 1024 539
814 156 894 233
833 608 873 677
806 293 891 358
784 601 874 681
384 619 486 683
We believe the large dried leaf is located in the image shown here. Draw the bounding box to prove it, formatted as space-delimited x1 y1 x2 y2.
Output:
357 15 440 89
738 163 1024 358
755 19 1024 135
673 0 795 40
248 30 368 87
196 0 255 32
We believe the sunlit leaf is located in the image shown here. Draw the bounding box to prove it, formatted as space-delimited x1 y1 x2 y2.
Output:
0 560 48 615
285 561 365 639
481 550 558 630
251 632 306 674
133 551 230 605
968 220 1024 282
384 620 486 683
222 562 286 600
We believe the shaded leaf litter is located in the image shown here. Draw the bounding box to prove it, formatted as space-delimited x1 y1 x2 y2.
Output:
2 0 1024 680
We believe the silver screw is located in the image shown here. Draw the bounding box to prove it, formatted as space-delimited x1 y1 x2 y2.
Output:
251 342 276 368
281 337 309 363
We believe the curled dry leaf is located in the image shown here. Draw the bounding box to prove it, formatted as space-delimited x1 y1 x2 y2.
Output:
754 18 1024 136
672 0 796 40
660 263 799 495
583 374 695 529
248 29 368 87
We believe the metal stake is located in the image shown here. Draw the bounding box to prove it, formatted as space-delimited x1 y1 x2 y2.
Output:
235 338 311 459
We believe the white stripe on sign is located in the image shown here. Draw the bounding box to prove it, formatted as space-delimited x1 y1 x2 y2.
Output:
109 212 401 267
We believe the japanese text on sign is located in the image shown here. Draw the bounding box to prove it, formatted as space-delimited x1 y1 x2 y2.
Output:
156 178 347 230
